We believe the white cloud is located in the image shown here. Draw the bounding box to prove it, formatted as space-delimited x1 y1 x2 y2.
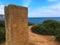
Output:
0 4 4 14
28 3 60 17
23 0 31 7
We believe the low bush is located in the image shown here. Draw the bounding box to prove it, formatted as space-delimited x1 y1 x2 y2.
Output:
31 24 55 35
28 22 35 26
55 34 60 42
0 21 5 44
0 27 5 44
0 21 5 27
31 20 60 43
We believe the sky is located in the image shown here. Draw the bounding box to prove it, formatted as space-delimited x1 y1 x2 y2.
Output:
0 0 60 17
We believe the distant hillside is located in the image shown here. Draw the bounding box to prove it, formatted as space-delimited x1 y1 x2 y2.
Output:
0 14 4 20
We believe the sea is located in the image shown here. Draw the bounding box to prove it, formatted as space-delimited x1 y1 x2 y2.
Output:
0 17 60 24
28 17 60 24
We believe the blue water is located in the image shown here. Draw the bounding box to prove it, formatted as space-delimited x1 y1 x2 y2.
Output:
28 17 60 24
0 16 60 24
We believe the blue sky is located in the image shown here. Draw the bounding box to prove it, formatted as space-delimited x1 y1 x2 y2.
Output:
0 0 60 17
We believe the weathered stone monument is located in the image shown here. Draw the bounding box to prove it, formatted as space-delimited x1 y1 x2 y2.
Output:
4 5 28 45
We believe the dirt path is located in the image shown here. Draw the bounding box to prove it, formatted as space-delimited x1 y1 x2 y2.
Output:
27 26 60 45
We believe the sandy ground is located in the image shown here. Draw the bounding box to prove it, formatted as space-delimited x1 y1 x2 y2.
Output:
27 26 60 45
1 26 60 45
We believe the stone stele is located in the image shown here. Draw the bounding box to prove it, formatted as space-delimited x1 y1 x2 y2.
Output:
4 4 28 45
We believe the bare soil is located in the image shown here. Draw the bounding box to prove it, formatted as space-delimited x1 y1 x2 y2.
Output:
27 26 60 45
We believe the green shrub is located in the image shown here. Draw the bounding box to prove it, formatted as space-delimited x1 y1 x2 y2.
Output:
43 20 60 35
31 25 45 35
31 20 60 42
43 20 57 30
0 27 5 44
55 29 60 35
28 22 35 26
31 24 55 35
0 20 5 44
55 34 60 42
0 21 5 27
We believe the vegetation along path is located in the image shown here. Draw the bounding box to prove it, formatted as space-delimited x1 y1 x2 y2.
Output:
27 26 60 45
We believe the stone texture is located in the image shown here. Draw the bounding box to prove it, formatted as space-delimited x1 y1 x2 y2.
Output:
4 5 28 45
